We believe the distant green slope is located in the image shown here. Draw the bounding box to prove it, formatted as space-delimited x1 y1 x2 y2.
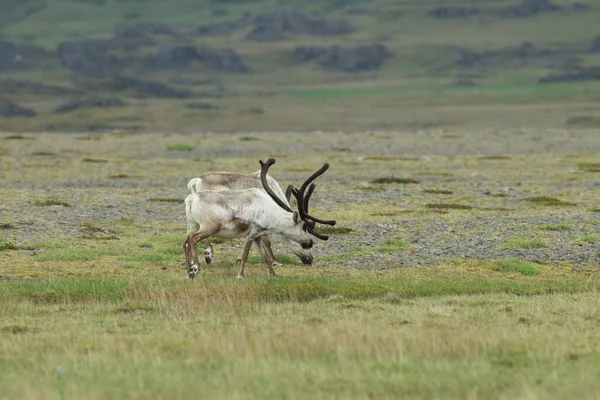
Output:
2 0 600 132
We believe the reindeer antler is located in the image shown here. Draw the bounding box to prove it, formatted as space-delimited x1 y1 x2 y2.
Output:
292 164 337 227
260 158 293 213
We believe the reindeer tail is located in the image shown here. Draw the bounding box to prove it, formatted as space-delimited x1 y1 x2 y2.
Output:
187 178 202 194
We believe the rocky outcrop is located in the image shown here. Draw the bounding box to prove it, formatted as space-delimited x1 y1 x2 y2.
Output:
538 67 600 83
0 79 79 96
54 97 126 113
428 7 479 19
150 44 249 72
246 10 355 41
75 76 194 99
294 44 392 72
0 98 37 117
57 40 124 77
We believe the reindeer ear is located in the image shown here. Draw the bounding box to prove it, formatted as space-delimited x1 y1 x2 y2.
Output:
293 211 301 224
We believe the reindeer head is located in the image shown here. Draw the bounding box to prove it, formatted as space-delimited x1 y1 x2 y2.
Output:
260 158 336 255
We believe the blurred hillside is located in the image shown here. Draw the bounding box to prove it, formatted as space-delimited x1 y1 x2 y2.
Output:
1 0 600 132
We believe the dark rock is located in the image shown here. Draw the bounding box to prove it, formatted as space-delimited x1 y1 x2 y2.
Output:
115 22 175 38
451 79 477 87
0 41 21 70
57 40 124 77
0 79 80 96
196 21 244 36
318 44 392 72
247 107 265 115
106 76 194 98
428 7 479 19
538 67 600 83
246 10 355 41
54 97 126 113
200 48 249 73
185 102 218 110
590 35 600 52
150 44 249 72
498 0 562 18
0 98 37 117
153 44 200 68
0 41 56 71
293 45 329 62
453 41 562 70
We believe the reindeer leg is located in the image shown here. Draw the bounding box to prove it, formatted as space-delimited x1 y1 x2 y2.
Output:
203 238 213 265
261 235 281 267
254 237 278 277
183 236 192 268
188 227 220 280
236 237 255 280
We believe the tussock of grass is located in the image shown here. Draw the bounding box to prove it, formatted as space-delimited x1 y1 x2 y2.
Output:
82 158 109 163
315 226 354 235
506 238 548 249
1 325 38 334
109 174 134 179
33 198 71 207
80 221 118 235
493 259 541 276
573 235 599 246
377 238 411 252
30 151 55 156
3 135 34 140
0 241 20 251
364 157 419 161
477 156 511 160
371 177 419 184
147 198 182 203
0 223 15 229
426 203 472 210
523 196 575 206
538 223 573 231
115 302 155 313
577 162 600 172
166 144 193 151
422 189 454 195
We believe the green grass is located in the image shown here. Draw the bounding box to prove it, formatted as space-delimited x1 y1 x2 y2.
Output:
34 247 117 261
425 203 473 210
506 238 548 249
377 238 411 252
538 223 574 231
523 196 575 206
165 144 193 152
33 197 71 207
492 259 541 276
1 266 599 398
422 189 454 195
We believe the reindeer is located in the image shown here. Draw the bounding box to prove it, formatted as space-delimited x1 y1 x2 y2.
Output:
187 169 314 266
183 158 336 279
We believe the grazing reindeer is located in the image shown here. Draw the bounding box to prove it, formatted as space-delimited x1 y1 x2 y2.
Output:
187 169 314 266
183 158 336 279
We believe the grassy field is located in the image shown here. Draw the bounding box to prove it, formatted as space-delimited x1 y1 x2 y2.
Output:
1 129 599 399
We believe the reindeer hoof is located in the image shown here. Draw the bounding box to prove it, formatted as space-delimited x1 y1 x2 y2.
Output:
188 265 199 280
236 274 244 280
271 261 282 267
205 256 212 265
236 257 242 264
